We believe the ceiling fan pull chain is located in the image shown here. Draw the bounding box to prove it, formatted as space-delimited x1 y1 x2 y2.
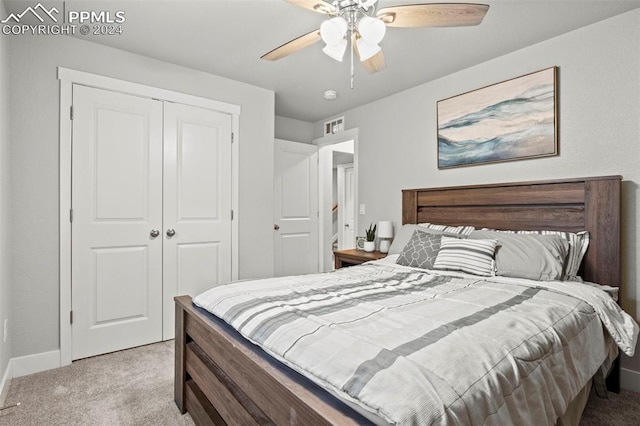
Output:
350 31 355 89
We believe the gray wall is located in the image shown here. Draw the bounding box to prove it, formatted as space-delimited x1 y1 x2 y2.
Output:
275 115 314 143
314 10 640 370
0 0 12 390
9 34 275 357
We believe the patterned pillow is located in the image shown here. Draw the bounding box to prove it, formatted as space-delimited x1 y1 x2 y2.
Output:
433 236 498 276
389 224 466 255
418 222 475 236
396 230 442 269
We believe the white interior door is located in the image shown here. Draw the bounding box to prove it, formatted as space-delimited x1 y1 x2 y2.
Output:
71 85 163 360
338 164 356 249
274 140 319 277
162 102 233 339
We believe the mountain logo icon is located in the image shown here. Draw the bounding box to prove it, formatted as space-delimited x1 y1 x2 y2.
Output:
1 3 59 24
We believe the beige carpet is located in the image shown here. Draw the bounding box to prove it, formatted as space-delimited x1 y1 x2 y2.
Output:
580 387 640 426
1 340 639 425
0 341 193 426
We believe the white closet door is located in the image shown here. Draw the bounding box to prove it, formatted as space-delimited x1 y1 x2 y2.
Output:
274 140 319 277
162 102 233 339
71 85 163 360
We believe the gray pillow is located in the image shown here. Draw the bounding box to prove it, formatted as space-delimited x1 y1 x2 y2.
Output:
388 225 422 255
396 230 443 270
470 230 570 281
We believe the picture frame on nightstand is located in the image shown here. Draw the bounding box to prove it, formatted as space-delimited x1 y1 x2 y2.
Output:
355 236 366 250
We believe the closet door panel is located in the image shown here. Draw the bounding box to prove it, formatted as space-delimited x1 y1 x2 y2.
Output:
71 85 163 360
163 102 233 339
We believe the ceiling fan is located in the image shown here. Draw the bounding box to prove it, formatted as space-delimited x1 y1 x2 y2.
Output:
261 1 490 88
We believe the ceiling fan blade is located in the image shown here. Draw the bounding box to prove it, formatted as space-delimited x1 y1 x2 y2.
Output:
284 0 337 15
261 29 322 61
377 3 489 28
353 34 386 74
359 49 387 74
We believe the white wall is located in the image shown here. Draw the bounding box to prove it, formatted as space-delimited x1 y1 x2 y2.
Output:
275 115 314 143
0 0 13 399
314 10 640 373
9 34 275 358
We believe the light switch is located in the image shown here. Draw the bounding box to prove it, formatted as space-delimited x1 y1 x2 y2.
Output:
359 203 366 215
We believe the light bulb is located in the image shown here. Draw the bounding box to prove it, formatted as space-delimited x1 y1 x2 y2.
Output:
358 16 386 45
356 38 381 61
323 38 348 61
320 17 348 45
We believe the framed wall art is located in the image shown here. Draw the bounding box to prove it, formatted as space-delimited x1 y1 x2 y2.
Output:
437 66 558 169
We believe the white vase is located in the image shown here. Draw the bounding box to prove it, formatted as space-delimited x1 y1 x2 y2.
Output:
364 241 375 252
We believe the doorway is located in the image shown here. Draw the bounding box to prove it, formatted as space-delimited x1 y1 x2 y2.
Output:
336 162 355 251
332 143 355 251
315 129 359 272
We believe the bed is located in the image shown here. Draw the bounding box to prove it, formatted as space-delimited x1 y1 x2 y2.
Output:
175 175 636 425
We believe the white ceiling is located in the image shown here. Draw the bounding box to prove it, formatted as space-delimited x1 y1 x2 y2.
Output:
6 0 640 122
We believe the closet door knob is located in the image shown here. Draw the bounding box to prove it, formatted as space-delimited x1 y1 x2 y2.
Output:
150 229 160 238
166 228 176 237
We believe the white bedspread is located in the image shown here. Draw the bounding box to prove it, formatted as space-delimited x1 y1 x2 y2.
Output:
193 259 638 426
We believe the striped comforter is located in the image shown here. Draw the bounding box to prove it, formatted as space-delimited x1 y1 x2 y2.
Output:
193 258 638 425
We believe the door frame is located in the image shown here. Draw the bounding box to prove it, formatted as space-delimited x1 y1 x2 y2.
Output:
313 128 359 272
58 67 241 366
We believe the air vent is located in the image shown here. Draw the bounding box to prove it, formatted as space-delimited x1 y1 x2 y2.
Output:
323 116 344 135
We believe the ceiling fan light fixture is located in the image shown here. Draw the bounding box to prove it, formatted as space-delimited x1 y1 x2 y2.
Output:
323 38 348 61
320 16 348 45
357 16 386 45
356 38 381 61
263 1 490 87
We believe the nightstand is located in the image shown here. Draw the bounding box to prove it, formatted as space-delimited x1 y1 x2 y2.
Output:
333 249 387 269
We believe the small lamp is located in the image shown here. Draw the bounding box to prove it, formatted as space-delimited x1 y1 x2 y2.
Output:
377 221 394 253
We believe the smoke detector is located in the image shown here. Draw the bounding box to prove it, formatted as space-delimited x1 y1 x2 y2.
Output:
323 90 338 100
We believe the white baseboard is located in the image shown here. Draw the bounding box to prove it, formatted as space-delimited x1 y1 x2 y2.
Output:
0 350 61 406
0 360 12 407
11 350 61 378
621 367 640 392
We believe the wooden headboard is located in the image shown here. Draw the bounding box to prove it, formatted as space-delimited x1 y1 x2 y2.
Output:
402 176 621 287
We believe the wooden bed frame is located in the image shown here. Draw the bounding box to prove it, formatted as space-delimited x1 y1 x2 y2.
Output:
175 175 622 425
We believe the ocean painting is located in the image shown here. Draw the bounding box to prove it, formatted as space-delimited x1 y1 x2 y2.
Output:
437 67 557 168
